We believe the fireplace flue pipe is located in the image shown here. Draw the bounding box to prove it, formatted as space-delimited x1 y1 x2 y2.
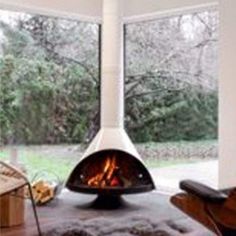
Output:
82 0 140 160
101 0 124 128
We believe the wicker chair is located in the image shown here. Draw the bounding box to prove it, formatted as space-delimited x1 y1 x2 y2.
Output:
0 161 41 235
171 180 236 236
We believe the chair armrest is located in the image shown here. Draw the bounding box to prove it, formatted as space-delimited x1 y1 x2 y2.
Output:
0 161 28 182
180 180 227 204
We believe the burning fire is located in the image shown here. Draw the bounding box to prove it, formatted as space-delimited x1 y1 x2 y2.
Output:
88 156 124 188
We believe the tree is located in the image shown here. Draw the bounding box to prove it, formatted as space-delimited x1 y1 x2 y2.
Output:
125 11 218 142
0 9 218 144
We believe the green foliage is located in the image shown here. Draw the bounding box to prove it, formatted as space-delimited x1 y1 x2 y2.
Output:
0 55 99 144
0 13 99 144
0 55 16 143
0 11 218 145
126 85 218 142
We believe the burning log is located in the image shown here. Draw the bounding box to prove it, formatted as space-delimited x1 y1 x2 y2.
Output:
87 156 131 188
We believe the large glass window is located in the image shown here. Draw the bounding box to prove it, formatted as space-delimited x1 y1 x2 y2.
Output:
125 10 219 189
0 9 100 179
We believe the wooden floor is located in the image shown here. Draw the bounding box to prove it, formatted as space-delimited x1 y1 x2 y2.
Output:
0 201 68 236
0 190 211 236
0 192 98 236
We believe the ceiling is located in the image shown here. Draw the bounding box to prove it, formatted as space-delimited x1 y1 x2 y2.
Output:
0 0 218 23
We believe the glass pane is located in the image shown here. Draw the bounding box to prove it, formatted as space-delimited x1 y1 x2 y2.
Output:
0 9 100 180
125 10 219 190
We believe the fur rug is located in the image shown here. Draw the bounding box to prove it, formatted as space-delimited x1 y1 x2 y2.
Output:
42 216 207 236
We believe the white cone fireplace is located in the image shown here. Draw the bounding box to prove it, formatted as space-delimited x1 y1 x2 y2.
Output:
66 0 155 196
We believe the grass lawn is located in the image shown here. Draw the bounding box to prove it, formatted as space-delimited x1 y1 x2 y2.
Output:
0 140 217 182
0 147 76 182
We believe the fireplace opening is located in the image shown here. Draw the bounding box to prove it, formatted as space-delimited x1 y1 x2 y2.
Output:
66 149 155 195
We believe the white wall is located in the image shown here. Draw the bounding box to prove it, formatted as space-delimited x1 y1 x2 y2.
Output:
0 0 218 23
124 0 218 22
0 0 102 22
219 0 236 189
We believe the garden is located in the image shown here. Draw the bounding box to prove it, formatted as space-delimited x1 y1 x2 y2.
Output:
0 9 218 183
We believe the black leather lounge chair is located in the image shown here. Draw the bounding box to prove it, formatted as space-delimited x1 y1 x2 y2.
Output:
171 180 236 236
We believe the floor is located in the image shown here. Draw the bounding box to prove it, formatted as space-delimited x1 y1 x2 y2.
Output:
0 191 213 236
0 160 218 235
151 160 218 193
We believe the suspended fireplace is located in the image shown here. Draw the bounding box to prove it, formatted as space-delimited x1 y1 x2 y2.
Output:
66 0 155 197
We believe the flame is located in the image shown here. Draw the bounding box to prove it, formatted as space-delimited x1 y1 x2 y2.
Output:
87 156 121 187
